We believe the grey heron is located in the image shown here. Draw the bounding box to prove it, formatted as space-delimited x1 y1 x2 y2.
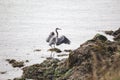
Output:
46 28 71 48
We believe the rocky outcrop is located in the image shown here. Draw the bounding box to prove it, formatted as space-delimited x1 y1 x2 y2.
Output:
66 34 120 80
6 59 24 68
104 28 120 41
15 29 120 80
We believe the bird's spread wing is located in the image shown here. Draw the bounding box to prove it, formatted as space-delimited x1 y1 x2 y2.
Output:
56 35 71 45
46 32 54 42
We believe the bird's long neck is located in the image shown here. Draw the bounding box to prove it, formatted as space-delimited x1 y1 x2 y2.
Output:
55 29 59 38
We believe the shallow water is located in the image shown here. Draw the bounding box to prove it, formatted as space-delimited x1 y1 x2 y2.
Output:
0 0 120 79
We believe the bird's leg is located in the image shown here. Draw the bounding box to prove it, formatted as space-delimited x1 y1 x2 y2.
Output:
50 45 52 48
50 45 55 58
50 51 53 58
53 44 55 58
52 44 56 58
53 44 55 48
49 45 52 58
53 52 55 58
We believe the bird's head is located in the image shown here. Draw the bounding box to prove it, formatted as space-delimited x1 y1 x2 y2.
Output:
50 32 55 35
56 28 61 30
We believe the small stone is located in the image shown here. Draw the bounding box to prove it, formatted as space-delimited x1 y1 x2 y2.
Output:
25 60 29 62
57 54 69 57
0 71 7 74
64 49 72 52
34 49 41 52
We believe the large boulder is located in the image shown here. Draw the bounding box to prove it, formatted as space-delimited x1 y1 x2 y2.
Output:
66 34 120 80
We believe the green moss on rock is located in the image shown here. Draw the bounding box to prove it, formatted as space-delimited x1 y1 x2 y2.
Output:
48 48 62 53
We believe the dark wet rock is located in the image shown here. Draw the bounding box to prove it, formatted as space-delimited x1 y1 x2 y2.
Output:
25 60 29 63
16 34 120 80
104 30 113 35
57 54 68 57
48 48 62 53
105 28 120 41
6 59 24 68
0 71 7 74
112 28 120 36
34 49 41 52
113 33 120 41
64 49 72 52
13 78 25 80
46 57 53 60
93 34 107 42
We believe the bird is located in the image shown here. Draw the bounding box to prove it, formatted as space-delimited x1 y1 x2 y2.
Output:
46 28 71 48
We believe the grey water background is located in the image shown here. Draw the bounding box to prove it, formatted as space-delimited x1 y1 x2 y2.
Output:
0 0 120 79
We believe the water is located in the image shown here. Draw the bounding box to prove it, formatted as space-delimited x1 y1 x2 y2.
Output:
0 0 120 79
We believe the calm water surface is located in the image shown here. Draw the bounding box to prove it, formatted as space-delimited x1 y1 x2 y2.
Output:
0 0 120 79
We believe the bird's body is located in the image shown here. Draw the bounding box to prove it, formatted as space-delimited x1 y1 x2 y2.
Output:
46 28 71 48
56 35 70 45
46 32 55 42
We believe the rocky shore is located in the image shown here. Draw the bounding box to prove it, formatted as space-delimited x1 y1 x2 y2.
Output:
14 28 120 80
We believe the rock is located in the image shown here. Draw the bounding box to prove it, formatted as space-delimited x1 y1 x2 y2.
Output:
93 34 107 42
48 48 62 53
0 71 7 74
57 54 69 57
13 78 25 80
66 34 120 80
25 60 29 62
111 28 120 41
20 58 60 80
114 33 120 41
104 30 113 35
64 49 72 52
6 59 16 64
112 28 120 36
6 59 24 68
34 49 41 52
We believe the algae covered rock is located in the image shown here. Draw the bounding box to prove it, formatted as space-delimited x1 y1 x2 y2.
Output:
93 34 107 42
64 49 72 52
6 59 24 68
104 30 113 35
21 58 61 80
48 48 62 53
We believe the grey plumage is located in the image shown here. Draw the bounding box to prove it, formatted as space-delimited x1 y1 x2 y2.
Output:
49 36 56 47
46 28 71 47
46 32 55 42
56 35 71 45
